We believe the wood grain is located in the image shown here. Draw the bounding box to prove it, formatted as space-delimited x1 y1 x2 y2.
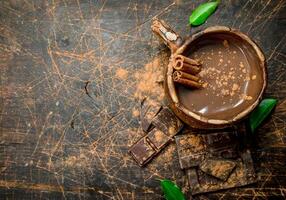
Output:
0 0 285 199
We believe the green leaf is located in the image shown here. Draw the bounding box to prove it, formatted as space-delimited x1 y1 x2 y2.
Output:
160 179 186 200
248 98 278 133
189 1 219 26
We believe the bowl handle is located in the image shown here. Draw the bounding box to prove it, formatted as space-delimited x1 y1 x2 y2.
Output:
151 19 183 52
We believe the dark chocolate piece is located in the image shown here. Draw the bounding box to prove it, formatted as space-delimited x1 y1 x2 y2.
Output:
151 107 183 136
176 129 256 194
187 150 256 195
130 106 183 167
196 168 219 185
175 134 207 169
129 136 156 166
240 150 256 181
129 127 174 167
140 98 162 132
199 158 236 181
187 168 200 191
146 128 170 150
203 130 240 159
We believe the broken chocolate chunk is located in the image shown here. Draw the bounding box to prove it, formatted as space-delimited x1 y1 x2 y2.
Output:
175 130 240 170
129 137 156 166
146 128 170 150
240 150 256 181
187 152 256 195
176 128 256 194
187 149 256 195
130 106 183 167
187 168 200 190
199 158 236 181
140 98 162 132
129 127 175 167
196 168 220 185
151 107 183 137
204 130 240 159
175 134 207 169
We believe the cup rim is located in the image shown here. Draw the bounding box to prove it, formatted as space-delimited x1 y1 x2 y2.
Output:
166 26 267 125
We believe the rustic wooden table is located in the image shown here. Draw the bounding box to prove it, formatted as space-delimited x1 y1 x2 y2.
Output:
0 0 285 199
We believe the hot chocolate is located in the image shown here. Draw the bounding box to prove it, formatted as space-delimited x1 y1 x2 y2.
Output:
176 33 264 120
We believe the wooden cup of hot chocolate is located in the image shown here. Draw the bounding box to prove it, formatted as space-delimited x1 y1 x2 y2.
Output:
152 19 267 129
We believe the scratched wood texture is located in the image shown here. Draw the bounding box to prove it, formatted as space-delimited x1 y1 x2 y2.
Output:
0 0 285 199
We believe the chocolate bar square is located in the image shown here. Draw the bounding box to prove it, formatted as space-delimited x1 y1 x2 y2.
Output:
129 137 156 166
175 134 207 169
146 128 170 150
151 107 183 137
140 98 162 132
130 105 184 167
205 132 239 159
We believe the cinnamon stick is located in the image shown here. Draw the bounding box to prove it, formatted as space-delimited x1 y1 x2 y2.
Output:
173 73 202 89
173 71 199 82
175 55 201 66
174 59 201 74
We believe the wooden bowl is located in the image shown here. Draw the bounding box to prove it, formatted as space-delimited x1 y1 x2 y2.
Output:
152 19 267 129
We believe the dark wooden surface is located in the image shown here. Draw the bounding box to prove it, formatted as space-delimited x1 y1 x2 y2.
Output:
0 0 285 199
